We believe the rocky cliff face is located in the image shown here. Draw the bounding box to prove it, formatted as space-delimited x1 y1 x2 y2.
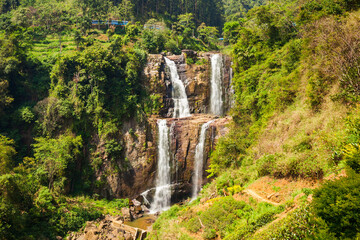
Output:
93 51 232 202
94 115 230 200
145 51 233 116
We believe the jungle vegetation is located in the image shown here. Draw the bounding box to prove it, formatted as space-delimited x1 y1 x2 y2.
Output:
1 0 360 239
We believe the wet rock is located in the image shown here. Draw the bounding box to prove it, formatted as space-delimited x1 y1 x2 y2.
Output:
141 205 149 212
132 199 141 207
85 230 98 240
135 205 142 212
121 208 132 221
67 214 149 240
124 232 132 240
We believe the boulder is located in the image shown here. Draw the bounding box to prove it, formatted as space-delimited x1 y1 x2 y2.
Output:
124 232 132 240
121 208 132 221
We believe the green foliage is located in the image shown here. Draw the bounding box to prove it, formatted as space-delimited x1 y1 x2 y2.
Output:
34 186 56 212
0 79 13 112
0 135 16 175
343 143 360 174
33 134 82 193
177 13 195 38
144 93 163 116
126 22 142 39
223 21 241 44
141 29 167 53
200 197 249 237
152 205 182 230
256 154 277 177
223 0 264 21
203 228 217 239
197 23 219 49
313 172 360 238
298 0 360 24
215 173 235 195
19 106 35 124
254 205 335 240
184 217 201 233
151 196 284 240
1 0 360 239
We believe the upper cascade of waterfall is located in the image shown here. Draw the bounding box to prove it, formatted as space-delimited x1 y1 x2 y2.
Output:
150 119 172 213
192 120 214 199
210 54 224 116
164 57 191 118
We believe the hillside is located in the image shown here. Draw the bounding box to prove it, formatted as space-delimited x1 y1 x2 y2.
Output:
1 0 360 239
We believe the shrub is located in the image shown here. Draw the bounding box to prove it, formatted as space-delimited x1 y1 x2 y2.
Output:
256 154 277 176
203 228 216 239
184 217 201 233
19 106 35 124
200 197 250 237
343 143 360 174
215 173 234 195
312 172 360 238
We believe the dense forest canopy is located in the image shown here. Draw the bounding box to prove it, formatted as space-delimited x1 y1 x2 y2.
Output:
1 0 360 239
0 0 263 29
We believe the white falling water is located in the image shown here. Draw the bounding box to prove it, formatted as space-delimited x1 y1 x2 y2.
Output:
150 119 171 213
191 120 214 199
210 54 224 116
164 57 191 118
140 189 151 205
229 63 235 108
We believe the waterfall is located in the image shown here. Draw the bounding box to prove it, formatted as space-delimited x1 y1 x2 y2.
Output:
140 189 151 206
229 63 235 108
210 54 223 116
150 119 171 213
191 120 214 199
164 57 191 118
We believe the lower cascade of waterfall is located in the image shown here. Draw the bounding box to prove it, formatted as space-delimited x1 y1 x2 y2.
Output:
210 54 224 116
164 57 191 118
150 119 171 213
191 120 214 199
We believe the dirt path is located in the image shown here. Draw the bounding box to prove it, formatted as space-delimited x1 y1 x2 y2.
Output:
243 189 281 206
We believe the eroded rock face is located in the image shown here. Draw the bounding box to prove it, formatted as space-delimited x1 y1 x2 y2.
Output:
166 115 231 203
92 51 232 200
94 115 230 200
93 119 158 199
144 51 233 117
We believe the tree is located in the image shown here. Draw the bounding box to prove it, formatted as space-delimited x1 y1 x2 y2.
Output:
0 135 16 175
118 0 134 20
141 29 167 53
0 0 20 14
223 21 241 44
197 22 218 47
34 2 72 53
73 29 84 50
177 13 195 38
77 0 111 23
33 134 82 193
74 14 92 36
0 80 13 113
